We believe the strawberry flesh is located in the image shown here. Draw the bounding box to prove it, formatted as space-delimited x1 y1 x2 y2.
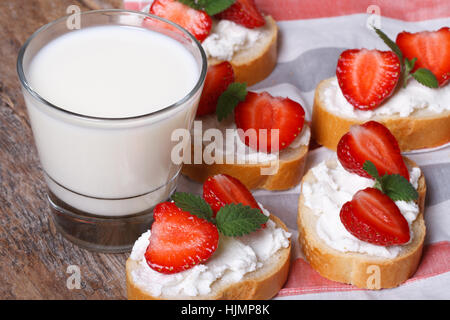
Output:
234 92 305 153
196 62 235 117
336 49 401 110
396 27 450 87
145 202 219 274
216 0 266 29
337 121 409 180
150 0 212 42
203 174 261 215
340 188 410 246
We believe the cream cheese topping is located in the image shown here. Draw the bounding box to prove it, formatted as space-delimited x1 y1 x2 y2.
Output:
202 19 267 61
302 158 421 258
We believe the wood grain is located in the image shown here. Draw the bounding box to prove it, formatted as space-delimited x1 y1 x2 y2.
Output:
0 0 129 300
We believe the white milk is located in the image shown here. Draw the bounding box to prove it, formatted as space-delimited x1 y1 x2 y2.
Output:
23 25 202 216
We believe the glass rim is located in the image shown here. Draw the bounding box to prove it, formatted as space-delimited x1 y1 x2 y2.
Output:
16 9 208 122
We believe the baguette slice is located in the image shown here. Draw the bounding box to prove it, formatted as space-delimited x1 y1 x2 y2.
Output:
297 157 426 289
312 77 450 151
208 15 278 86
127 214 291 300
181 126 310 191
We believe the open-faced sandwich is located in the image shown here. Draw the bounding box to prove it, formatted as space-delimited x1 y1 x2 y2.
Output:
298 121 426 289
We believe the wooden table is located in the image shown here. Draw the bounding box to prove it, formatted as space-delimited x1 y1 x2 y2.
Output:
0 0 132 300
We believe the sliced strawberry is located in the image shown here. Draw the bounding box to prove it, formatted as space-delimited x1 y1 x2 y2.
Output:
336 49 401 110
396 27 450 87
196 62 235 117
216 0 265 29
340 188 410 246
203 174 261 216
234 92 305 152
337 121 409 180
150 0 212 42
145 202 219 274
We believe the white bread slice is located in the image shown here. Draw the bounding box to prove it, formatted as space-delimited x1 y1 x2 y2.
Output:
208 15 278 86
126 214 291 300
181 125 310 191
297 157 426 289
312 77 450 151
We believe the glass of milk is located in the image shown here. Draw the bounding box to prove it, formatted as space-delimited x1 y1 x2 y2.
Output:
17 10 207 252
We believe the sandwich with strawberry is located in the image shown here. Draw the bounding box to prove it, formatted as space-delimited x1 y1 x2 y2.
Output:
181 61 311 190
312 27 450 151
126 174 291 299
148 0 278 85
297 121 426 289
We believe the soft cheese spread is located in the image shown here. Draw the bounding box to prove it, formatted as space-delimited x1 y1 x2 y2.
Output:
129 204 291 297
193 115 311 163
323 77 450 119
302 158 421 258
202 19 267 61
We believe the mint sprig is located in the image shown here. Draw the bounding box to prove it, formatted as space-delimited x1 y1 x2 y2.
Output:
373 27 439 88
363 160 418 202
171 192 214 222
178 0 236 16
171 192 268 236
216 82 248 121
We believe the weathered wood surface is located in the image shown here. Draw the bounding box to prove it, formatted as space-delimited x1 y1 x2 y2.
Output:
0 0 129 300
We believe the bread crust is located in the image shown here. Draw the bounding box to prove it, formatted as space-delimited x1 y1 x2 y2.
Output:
312 78 450 151
208 16 278 86
181 131 309 191
297 157 426 289
126 215 291 300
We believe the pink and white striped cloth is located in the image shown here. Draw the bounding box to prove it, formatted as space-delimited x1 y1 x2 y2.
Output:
123 0 450 299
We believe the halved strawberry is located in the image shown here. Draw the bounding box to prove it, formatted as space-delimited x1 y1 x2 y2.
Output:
337 121 409 180
340 187 410 246
396 27 450 87
203 174 261 216
196 62 235 117
216 0 265 29
336 49 401 110
145 202 219 274
150 0 212 42
234 92 305 152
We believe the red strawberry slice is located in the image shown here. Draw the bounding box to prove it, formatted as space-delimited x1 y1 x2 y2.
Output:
337 121 409 180
336 49 401 110
203 174 261 216
196 62 235 117
216 0 266 29
145 202 219 274
396 27 450 87
340 187 410 246
150 0 212 42
234 92 305 152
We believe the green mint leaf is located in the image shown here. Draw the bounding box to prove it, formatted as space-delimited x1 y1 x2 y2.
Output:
171 192 214 222
216 82 248 121
363 160 383 191
215 203 268 237
363 160 380 180
203 0 235 16
402 58 417 88
373 27 403 61
177 0 202 10
380 174 419 202
412 68 439 88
